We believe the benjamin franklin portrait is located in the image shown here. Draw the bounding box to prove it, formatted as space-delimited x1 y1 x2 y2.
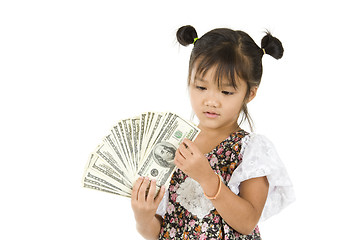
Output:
152 142 177 168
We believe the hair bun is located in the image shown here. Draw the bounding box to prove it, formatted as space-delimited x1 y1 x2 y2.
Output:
261 31 284 59
176 25 198 46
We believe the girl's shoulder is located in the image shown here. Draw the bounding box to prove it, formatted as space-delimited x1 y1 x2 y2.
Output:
215 130 282 163
220 129 249 148
228 132 296 221
238 132 287 180
219 130 274 157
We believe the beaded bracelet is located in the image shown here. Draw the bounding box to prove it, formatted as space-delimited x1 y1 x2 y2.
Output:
204 174 222 200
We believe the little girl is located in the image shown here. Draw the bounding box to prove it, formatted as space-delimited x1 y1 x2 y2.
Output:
131 25 295 240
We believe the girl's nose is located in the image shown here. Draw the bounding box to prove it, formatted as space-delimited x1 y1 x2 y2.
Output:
204 91 220 108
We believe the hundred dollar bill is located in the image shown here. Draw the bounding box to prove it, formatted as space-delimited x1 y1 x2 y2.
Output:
82 154 132 196
110 124 133 173
138 113 147 166
103 134 131 174
120 119 134 169
83 175 128 197
115 120 132 165
137 113 200 188
83 182 122 196
131 117 140 170
91 149 133 190
141 112 166 164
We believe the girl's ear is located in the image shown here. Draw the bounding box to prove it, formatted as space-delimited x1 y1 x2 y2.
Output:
247 87 258 103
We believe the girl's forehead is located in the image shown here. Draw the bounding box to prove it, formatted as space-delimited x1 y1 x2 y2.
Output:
191 66 244 88
193 75 235 87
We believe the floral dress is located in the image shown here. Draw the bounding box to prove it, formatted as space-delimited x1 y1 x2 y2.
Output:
156 130 295 240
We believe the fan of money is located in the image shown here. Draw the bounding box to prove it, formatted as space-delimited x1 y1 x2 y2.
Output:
82 112 200 197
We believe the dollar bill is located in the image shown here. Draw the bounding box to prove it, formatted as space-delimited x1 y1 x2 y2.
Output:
82 112 200 197
87 153 132 190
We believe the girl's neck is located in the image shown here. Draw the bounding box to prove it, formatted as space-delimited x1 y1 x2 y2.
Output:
197 122 241 139
194 123 241 154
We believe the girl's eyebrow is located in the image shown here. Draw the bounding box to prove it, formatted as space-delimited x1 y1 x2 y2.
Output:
194 77 207 82
222 82 235 87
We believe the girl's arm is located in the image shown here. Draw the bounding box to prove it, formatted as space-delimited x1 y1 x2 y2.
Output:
131 177 165 240
201 173 268 235
175 139 269 235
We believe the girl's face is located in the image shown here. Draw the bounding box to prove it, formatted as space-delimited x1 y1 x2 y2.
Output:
189 65 257 133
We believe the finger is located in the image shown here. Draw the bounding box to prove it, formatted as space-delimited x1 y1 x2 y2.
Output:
176 145 186 159
184 138 202 157
182 138 195 153
138 177 150 203
178 141 193 158
174 149 184 167
131 177 144 202
146 179 157 202
155 185 166 205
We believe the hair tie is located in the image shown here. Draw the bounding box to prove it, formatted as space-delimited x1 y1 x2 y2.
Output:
262 48 266 55
193 37 199 44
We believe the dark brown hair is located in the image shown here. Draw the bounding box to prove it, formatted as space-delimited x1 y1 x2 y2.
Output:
176 25 284 130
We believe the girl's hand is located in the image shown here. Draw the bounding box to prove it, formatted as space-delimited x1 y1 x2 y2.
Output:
131 177 165 227
174 138 214 184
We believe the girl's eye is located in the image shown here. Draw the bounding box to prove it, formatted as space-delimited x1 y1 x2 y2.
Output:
221 91 234 95
196 86 207 91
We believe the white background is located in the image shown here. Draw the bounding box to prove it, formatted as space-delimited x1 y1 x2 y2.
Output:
1 0 360 239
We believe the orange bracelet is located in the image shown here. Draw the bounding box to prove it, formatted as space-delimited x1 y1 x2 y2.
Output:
204 174 222 200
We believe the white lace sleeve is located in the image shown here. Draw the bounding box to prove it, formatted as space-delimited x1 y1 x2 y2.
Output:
228 133 296 222
156 189 169 217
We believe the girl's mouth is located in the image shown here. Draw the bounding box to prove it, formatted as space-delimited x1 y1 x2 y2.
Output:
204 111 219 118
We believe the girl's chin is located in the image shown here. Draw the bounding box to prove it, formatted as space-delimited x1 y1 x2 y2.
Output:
197 120 223 129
